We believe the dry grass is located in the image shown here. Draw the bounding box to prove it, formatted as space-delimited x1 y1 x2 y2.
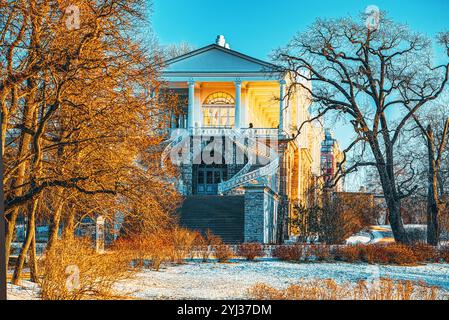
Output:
40 238 134 300
248 278 446 300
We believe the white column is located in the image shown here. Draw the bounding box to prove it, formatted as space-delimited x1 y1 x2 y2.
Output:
279 80 286 133
243 89 249 128
235 80 242 129
188 80 195 128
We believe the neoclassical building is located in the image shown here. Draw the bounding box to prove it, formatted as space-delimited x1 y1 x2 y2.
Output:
162 36 323 243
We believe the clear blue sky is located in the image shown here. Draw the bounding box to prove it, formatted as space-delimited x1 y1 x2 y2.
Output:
152 0 448 60
151 0 449 152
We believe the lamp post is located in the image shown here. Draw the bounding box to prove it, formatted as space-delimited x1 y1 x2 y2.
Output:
96 216 105 254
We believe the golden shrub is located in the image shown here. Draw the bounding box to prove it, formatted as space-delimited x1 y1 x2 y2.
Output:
213 245 234 263
40 238 133 300
237 243 265 261
272 245 305 262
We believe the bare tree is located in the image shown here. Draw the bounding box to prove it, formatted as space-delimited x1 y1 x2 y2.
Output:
163 42 195 60
407 98 449 245
1 0 180 283
274 13 449 243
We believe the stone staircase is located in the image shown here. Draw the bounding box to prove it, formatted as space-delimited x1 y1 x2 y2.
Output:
179 195 245 244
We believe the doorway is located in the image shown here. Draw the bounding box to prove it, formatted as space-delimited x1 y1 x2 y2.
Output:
196 167 227 195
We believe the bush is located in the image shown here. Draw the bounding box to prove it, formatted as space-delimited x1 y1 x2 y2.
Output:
309 244 332 262
113 236 148 269
248 278 444 300
147 233 174 270
213 245 234 263
382 245 417 265
439 246 449 263
335 244 418 265
273 243 443 265
191 230 223 262
192 232 209 262
272 245 305 262
237 243 265 261
114 227 203 268
40 238 133 300
361 245 390 264
170 227 197 264
113 231 173 271
114 229 229 267
334 245 362 263
410 243 438 263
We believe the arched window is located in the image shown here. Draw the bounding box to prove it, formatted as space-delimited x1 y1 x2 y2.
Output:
203 92 235 106
202 92 235 128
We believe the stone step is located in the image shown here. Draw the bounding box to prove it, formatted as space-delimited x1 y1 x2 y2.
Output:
179 195 245 244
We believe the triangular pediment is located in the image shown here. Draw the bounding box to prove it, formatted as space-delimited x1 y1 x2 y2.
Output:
164 44 278 74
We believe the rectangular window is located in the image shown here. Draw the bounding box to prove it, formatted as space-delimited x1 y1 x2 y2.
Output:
214 171 221 184
207 171 213 184
198 171 205 184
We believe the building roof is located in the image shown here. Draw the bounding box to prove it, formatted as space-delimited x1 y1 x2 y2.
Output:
162 43 283 81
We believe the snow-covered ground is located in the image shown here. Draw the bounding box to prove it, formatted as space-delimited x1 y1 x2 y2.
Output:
115 260 449 300
7 281 40 300
8 260 449 300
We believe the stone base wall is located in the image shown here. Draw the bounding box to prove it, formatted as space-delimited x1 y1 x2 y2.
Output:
180 164 193 195
244 186 279 244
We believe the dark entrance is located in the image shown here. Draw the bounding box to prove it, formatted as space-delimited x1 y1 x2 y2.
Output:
196 166 227 195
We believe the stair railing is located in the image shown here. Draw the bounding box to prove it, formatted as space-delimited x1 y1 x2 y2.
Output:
161 128 280 195
161 128 190 169
218 129 279 194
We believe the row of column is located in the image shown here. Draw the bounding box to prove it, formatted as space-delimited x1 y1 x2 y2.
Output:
187 79 287 132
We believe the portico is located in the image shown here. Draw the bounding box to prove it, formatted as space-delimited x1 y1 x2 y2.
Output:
163 38 294 135
176 80 285 131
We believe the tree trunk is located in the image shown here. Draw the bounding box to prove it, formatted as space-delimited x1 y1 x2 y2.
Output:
376 163 409 243
47 197 64 251
29 232 38 282
427 179 440 246
386 197 409 243
426 127 440 246
5 82 37 270
366 135 409 243
5 212 19 271
11 199 38 285
62 210 75 241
